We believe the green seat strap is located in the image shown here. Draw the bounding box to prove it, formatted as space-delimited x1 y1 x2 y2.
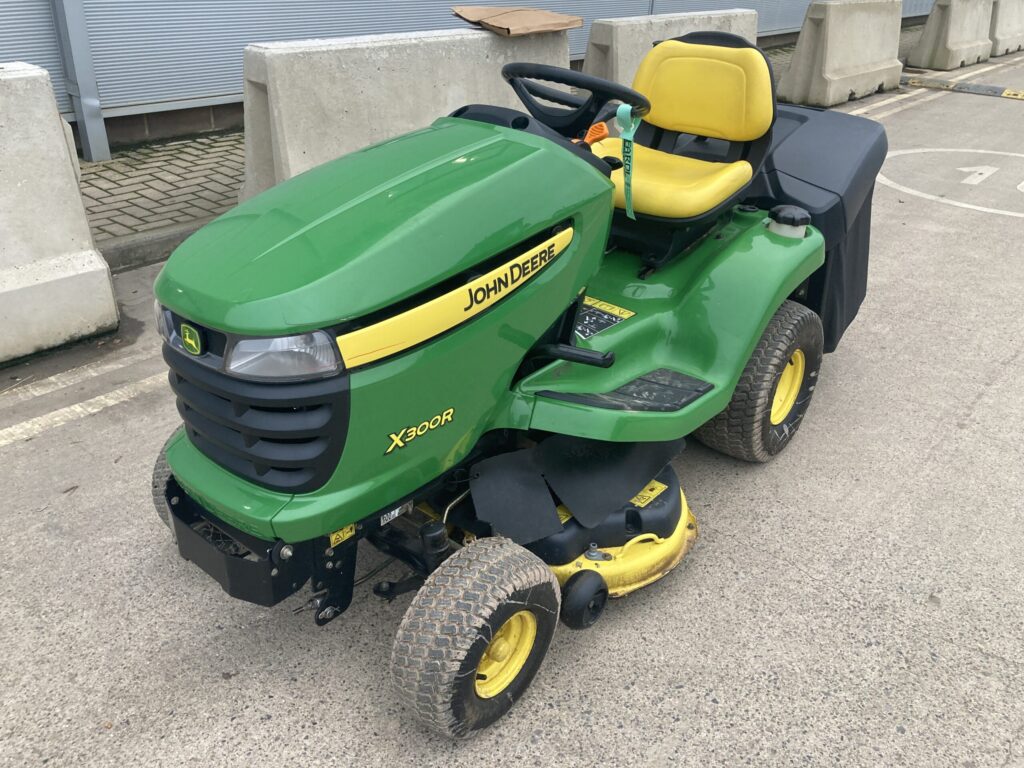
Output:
615 104 641 220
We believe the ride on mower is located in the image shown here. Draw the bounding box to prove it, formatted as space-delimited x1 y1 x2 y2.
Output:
151 32 886 736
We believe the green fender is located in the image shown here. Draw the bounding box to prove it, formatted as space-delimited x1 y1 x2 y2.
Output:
515 207 826 442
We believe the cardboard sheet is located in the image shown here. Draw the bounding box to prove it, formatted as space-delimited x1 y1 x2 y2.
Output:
452 6 582 37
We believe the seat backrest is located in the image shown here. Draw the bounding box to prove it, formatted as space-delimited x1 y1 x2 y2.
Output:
632 32 775 143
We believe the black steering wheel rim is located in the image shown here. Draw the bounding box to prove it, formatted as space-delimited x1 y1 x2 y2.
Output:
501 63 651 139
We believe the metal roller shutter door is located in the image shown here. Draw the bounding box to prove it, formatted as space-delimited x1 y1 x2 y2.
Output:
79 0 653 113
653 0 934 34
81 0 936 115
653 0 809 33
902 0 936 17
0 0 70 113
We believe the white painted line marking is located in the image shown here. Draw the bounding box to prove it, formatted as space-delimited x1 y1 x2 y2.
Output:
878 148 1024 219
0 347 158 404
849 89 924 115
957 165 1000 185
0 374 166 450
946 59 1019 82
870 88 949 120
861 52 1024 120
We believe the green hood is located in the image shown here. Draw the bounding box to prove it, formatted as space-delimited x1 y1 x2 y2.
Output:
154 117 610 335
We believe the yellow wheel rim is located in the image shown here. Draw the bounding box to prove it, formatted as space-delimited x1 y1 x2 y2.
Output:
474 610 537 699
770 348 806 425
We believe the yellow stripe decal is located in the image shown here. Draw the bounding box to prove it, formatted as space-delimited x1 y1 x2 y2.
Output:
337 227 574 368
583 296 635 319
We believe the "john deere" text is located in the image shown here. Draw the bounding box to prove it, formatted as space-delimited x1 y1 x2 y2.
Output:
462 242 558 311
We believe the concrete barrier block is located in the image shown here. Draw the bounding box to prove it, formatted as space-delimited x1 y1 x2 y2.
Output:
0 62 117 363
61 119 81 183
241 29 569 199
778 0 904 107
908 0 995 69
990 0 1024 55
581 10 758 85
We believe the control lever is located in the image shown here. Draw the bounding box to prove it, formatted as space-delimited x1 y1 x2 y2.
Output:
531 343 614 369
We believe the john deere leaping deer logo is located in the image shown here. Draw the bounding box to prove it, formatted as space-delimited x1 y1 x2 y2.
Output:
180 323 202 356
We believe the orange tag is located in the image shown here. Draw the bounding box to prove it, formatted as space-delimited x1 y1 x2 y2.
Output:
584 122 609 144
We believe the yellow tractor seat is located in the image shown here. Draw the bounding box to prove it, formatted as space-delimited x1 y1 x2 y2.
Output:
591 137 753 220
598 31 776 226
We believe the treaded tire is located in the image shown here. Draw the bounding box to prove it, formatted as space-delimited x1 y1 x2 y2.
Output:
390 537 560 738
695 300 823 462
151 429 182 527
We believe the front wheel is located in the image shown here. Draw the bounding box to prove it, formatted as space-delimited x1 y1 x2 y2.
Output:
390 537 560 738
151 429 182 528
696 301 823 462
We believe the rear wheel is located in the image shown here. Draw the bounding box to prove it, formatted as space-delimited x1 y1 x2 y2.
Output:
390 537 560 738
696 301 823 462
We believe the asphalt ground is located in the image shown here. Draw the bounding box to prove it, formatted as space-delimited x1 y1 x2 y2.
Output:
3 52 1024 767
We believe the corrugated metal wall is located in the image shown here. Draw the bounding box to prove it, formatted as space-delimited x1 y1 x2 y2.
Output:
2 1 935 118
902 0 936 16
652 0 937 32
0 0 70 112
80 0 659 111
653 0 800 34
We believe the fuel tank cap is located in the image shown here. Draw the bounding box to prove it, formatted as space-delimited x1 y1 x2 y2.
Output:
768 204 811 239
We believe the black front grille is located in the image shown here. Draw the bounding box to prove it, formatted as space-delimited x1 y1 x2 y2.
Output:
163 345 350 493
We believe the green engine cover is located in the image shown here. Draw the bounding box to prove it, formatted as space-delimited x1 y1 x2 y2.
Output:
155 117 612 334
156 117 614 541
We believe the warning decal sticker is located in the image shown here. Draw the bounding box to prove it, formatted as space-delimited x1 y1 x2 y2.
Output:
575 296 635 340
630 480 668 508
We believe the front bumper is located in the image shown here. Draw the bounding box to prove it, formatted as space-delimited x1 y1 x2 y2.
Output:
163 474 421 622
166 475 318 607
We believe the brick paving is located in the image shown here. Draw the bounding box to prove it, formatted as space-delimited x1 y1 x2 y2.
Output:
79 132 244 242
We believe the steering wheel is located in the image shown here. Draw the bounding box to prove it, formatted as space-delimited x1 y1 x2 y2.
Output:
501 63 651 139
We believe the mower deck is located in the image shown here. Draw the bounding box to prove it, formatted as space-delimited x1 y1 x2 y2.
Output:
549 491 697 598
164 453 699 623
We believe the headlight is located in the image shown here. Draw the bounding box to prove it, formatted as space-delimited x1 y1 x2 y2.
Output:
154 300 171 341
225 331 341 381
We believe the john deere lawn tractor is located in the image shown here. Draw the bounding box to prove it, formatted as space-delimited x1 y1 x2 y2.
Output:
151 32 886 736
